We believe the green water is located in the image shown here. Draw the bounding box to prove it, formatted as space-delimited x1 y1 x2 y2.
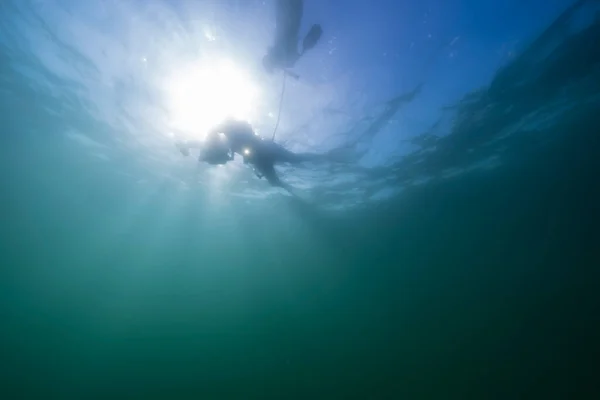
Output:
3 108 599 398
2 1 600 399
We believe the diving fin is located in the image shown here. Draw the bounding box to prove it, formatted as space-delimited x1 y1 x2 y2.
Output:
301 24 323 54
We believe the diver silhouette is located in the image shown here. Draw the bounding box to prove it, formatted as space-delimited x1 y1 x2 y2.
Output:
176 119 333 194
263 0 323 75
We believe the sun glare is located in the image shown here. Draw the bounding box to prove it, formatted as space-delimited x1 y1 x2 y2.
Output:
166 58 260 138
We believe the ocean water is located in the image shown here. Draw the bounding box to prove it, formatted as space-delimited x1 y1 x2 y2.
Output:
1 0 599 398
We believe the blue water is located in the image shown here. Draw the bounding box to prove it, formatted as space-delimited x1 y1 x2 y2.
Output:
1 0 599 398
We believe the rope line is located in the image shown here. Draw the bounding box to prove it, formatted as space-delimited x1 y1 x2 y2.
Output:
271 70 288 141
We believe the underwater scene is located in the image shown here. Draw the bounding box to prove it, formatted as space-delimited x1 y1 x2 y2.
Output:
1 0 599 398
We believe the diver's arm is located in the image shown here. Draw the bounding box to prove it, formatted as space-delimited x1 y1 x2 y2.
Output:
257 163 291 191
266 171 295 195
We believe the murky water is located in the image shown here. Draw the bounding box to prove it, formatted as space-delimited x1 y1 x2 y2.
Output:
1 0 599 398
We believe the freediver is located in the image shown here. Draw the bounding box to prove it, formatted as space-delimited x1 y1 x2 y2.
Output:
262 0 323 75
175 118 332 194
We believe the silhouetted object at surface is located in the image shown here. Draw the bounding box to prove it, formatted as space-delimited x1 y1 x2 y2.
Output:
263 0 323 74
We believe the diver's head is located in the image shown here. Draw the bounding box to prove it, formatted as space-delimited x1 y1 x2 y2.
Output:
198 133 231 165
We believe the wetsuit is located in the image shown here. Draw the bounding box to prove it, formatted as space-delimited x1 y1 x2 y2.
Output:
208 119 320 188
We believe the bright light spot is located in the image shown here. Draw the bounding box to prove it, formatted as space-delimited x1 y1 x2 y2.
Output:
243 148 251 155
166 58 260 138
